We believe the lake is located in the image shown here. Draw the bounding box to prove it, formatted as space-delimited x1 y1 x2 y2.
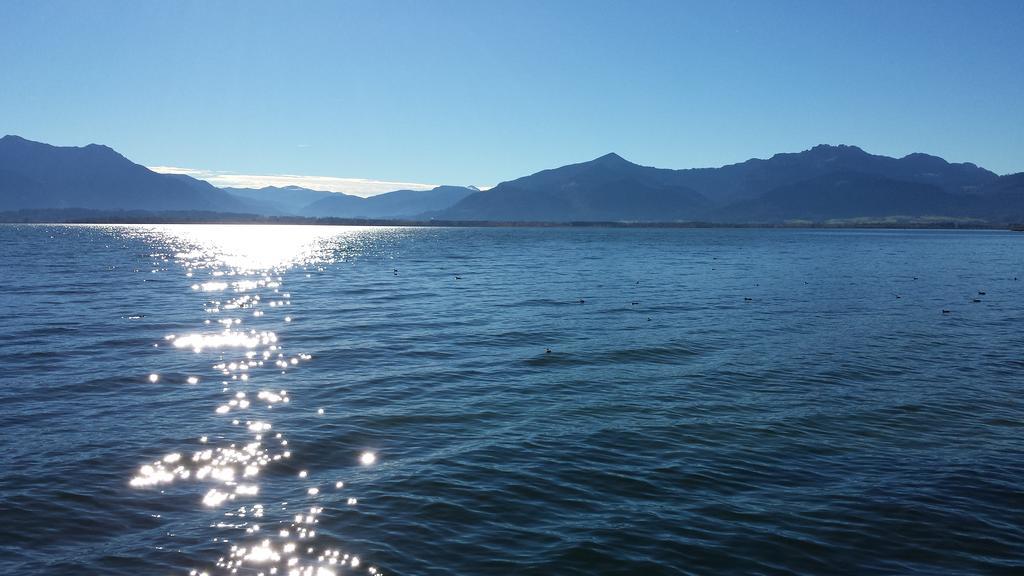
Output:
1 224 1022 575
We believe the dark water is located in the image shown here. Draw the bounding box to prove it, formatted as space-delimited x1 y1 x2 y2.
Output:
1 224 1022 575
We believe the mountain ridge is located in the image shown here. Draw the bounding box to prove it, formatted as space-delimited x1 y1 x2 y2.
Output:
437 145 1008 222
299 185 476 219
0 135 251 213
1 135 1020 224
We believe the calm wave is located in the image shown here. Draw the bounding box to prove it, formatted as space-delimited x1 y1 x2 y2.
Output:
1 224 1022 575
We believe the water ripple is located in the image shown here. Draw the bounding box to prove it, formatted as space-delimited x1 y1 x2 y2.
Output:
1 225 1023 575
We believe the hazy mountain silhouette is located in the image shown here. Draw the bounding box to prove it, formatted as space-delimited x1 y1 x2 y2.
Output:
717 173 968 222
222 185 335 215
977 172 1024 196
439 153 710 221
439 146 1005 222
2 136 1019 224
300 185 476 218
0 135 251 213
968 172 1024 222
671 144 998 205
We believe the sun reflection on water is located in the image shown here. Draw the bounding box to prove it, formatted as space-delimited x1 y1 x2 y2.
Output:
118 225 388 576
151 224 349 271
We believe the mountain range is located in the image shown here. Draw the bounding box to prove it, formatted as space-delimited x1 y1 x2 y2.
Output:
0 135 251 213
298 185 477 219
1 135 1022 224
437 146 1020 223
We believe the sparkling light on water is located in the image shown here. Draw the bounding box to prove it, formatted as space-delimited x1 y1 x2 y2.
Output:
122 225 388 576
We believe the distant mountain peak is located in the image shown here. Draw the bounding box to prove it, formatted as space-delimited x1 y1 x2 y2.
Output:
0 135 249 213
2 135 121 158
0 134 42 148
83 143 122 158
593 152 630 164
807 143 866 155
902 152 940 160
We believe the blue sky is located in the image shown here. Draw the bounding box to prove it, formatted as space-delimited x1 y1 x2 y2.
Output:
2 0 1022 194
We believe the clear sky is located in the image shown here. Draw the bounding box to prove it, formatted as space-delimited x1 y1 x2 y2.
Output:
2 0 1022 194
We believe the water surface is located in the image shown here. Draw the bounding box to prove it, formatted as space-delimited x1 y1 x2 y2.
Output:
1 225 1022 575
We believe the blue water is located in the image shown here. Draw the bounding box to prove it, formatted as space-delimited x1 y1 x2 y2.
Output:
1 224 1022 575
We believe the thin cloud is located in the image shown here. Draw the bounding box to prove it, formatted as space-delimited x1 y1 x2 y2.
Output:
148 166 436 198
